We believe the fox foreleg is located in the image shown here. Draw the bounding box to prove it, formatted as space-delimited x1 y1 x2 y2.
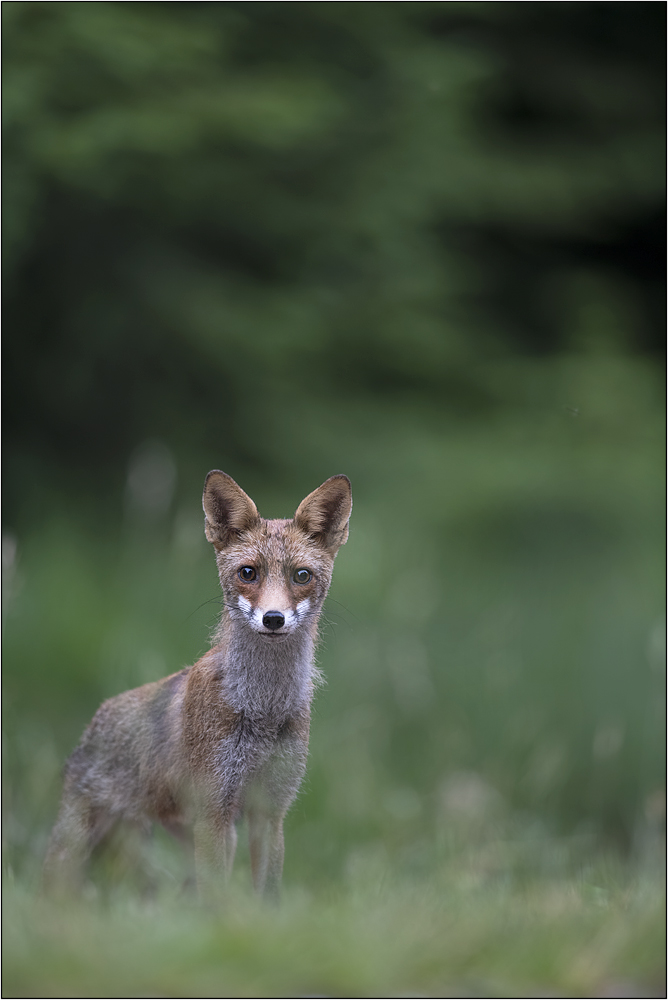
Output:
248 809 285 900
193 813 238 903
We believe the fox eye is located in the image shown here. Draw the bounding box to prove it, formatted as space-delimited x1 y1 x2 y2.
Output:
293 568 312 585
238 566 257 582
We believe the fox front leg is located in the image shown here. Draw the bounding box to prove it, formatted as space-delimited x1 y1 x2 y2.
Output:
193 814 238 904
247 808 286 900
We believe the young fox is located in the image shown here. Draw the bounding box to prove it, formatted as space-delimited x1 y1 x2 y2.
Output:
43 471 352 899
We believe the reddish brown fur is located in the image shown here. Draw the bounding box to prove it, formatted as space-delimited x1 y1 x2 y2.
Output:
43 473 351 901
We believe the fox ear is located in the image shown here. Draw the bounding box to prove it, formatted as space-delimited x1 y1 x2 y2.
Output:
294 475 352 552
203 471 259 550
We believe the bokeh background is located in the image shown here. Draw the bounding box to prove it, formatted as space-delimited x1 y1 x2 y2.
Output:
2 4 665 991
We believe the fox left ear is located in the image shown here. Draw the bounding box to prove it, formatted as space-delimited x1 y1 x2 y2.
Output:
294 475 352 552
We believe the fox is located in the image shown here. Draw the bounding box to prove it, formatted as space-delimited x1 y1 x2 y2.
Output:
43 470 352 901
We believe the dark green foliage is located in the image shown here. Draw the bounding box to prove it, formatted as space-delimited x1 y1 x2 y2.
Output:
4 3 664 502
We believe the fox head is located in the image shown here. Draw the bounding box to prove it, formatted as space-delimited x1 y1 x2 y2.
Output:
202 472 352 641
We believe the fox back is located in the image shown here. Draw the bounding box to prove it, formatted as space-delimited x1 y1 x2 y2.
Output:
43 472 352 900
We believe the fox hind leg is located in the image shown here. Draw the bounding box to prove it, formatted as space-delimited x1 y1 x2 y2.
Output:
42 796 115 896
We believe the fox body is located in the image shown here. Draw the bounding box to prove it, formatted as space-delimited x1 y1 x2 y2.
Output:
43 471 352 899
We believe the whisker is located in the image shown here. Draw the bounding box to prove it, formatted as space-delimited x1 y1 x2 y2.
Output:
184 594 223 623
317 615 339 637
325 597 360 624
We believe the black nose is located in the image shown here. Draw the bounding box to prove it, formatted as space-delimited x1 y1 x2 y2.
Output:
262 611 285 631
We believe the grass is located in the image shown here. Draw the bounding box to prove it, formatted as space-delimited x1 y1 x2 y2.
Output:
3 837 665 999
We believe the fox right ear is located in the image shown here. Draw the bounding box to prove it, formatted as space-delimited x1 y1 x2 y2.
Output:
202 471 259 550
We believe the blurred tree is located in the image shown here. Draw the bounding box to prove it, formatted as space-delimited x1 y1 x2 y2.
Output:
3 2 664 521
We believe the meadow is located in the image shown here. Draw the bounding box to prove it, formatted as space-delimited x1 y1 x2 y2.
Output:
3 850 664 998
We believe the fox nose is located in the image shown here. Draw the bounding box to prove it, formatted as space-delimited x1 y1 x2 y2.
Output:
262 611 285 631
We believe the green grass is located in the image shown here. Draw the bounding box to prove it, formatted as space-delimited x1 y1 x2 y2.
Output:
3 842 664 999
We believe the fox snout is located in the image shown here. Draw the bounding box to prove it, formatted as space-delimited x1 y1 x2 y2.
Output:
235 591 312 637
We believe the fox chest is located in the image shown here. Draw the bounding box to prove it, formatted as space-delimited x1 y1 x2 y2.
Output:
190 716 309 811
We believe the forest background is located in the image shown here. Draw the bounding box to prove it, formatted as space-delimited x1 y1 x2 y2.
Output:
3 3 665 997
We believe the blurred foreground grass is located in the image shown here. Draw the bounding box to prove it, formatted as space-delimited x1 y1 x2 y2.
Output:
3 844 665 999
